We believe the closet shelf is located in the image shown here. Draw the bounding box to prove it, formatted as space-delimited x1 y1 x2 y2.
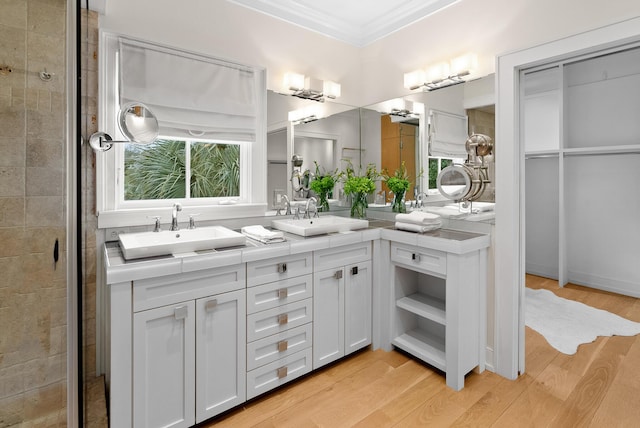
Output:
396 293 446 325
563 144 640 156
392 329 446 372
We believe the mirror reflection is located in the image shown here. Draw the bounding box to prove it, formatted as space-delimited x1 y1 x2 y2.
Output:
266 74 495 218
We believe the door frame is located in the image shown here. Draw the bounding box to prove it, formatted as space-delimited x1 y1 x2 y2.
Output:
494 16 640 379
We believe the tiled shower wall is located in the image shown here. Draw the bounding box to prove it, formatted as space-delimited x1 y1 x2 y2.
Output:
0 0 68 426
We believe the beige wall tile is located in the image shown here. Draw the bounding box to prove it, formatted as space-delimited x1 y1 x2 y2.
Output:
27 1 65 38
26 196 63 227
0 108 26 138
26 167 63 197
0 0 27 29
26 137 63 168
0 228 25 257
0 137 26 167
0 197 25 227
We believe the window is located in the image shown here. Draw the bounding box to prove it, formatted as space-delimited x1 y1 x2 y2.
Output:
96 32 266 228
427 157 458 190
123 139 241 201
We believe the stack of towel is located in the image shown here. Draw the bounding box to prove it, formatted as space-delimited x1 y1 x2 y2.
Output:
395 211 442 233
241 225 286 244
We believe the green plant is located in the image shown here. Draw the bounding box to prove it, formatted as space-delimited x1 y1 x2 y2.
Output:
340 161 379 218
382 161 411 213
310 161 337 211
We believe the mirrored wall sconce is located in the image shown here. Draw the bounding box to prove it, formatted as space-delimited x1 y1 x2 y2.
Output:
89 102 159 152
282 72 341 102
404 53 478 91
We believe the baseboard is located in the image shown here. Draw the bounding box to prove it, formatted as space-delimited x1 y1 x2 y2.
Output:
568 270 640 298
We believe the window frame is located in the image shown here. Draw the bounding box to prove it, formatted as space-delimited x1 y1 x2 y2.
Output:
96 31 266 228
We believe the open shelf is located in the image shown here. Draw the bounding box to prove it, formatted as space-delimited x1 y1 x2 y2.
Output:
392 329 446 372
396 293 446 326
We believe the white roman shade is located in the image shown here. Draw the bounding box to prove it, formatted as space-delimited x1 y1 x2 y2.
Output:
428 109 469 158
119 37 257 141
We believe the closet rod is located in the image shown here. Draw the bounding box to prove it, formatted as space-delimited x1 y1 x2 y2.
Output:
563 150 640 157
525 154 559 159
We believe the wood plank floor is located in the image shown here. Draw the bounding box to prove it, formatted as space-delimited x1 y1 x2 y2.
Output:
203 275 640 427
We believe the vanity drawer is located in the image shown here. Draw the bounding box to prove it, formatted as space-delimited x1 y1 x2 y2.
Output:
247 324 312 371
133 264 245 312
391 243 447 277
246 348 312 400
246 299 312 342
314 242 371 271
247 274 313 315
247 252 312 287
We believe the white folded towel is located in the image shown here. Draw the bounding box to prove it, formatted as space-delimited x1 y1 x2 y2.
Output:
395 211 441 225
395 221 442 233
241 225 285 244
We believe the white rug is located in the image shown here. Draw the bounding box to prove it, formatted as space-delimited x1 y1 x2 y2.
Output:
525 287 640 355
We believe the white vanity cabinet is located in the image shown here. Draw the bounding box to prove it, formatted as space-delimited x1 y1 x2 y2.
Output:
121 263 246 427
245 252 314 399
313 242 372 369
385 229 489 391
133 301 196 428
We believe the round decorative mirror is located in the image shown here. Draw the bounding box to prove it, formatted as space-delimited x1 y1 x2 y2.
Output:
436 164 472 200
118 102 159 144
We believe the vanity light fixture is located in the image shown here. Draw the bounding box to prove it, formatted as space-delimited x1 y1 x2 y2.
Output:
288 105 323 125
404 53 478 91
282 72 341 102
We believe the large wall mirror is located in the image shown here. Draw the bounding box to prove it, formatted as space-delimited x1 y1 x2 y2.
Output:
362 74 496 207
267 90 360 209
266 74 495 212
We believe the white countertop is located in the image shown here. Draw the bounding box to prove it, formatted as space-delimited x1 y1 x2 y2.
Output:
104 220 490 284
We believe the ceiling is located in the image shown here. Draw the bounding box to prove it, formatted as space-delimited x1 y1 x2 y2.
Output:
227 0 461 47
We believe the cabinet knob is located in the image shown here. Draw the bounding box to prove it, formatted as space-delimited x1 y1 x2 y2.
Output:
351 266 358 275
277 313 288 325
278 288 288 299
174 306 188 320
277 366 288 379
205 299 218 312
277 262 287 273
412 253 421 262
277 340 288 352
334 269 343 280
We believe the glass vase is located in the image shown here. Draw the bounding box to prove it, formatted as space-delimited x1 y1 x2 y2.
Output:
391 190 406 213
317 191 330 212
350 192 368 219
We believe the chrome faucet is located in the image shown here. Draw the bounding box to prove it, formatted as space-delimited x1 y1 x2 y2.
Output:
278 194 292 216
415 192 428 208
304 197 319 219
171 203 182 231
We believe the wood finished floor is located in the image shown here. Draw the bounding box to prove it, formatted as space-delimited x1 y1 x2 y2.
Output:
203 275 640 427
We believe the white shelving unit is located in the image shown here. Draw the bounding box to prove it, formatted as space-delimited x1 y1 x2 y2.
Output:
388 232 489 391
523 43 640 296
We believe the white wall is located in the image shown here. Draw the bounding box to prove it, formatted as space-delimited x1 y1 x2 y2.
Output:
360 0 640 105
101 0 640 108
100 0 363 105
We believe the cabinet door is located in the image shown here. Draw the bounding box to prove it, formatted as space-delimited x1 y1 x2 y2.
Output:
345 261 372 354
133 302 195 428
195 290 246 423
313 267 344 369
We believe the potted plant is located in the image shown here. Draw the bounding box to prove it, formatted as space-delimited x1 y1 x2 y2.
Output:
341 161 379 218
383 161 411 213
310 161 337 212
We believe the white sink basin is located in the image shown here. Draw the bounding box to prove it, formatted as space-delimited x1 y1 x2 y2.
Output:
118 226 246 260
271 215 369 237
